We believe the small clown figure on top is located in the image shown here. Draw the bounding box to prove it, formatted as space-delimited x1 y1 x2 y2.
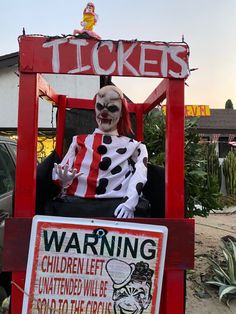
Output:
73 2 101 39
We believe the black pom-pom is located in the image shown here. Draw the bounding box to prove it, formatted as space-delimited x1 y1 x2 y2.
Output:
111 165 122 175
116 148 127 154
97 145 108 155
103 135 112 144
114 184 122 191
99 157 112 171
136 182 144 195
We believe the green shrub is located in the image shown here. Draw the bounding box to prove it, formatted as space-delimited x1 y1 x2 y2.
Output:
206 239 236 306
144 110 222 217
203 143 221 192
223 151 236 196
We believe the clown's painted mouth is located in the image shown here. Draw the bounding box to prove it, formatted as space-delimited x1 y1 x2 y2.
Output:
118 305 138 314
99 118 112 124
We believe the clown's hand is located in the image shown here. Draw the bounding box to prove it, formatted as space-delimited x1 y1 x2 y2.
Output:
114 204 134 219
54 163 82 188
81 21 87 27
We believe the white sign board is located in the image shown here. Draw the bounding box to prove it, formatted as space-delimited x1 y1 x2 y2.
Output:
23 216 168 314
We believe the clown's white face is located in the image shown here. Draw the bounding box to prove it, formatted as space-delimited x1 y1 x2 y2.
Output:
113 280 152 314
95 88 122 133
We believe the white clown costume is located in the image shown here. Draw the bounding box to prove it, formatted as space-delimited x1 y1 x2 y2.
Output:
52 86 148 218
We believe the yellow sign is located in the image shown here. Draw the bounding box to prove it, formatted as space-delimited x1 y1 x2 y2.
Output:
162 105 211 117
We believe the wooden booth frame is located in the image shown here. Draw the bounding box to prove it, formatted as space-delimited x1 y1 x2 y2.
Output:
3 36 194 314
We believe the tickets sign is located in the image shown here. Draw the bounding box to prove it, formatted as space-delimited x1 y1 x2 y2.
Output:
23 216 168 314
19 36 189 78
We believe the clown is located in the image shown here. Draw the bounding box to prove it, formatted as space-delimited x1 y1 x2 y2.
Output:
73 2 101 39
106 259 153 314
52 85 148 219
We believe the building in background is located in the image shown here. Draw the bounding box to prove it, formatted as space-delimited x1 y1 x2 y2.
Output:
0 52 100 161
197 108 236 159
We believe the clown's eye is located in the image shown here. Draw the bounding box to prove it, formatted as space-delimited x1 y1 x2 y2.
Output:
96 103 104 111
108 105 120 113
135 292 145 300
113 288 129 301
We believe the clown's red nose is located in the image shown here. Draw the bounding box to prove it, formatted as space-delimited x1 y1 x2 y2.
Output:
101 112 108 118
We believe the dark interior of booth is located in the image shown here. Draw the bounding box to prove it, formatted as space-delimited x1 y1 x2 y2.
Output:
36 76 165 219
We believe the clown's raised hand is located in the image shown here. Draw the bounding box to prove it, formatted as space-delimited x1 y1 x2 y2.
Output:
53 163 82 188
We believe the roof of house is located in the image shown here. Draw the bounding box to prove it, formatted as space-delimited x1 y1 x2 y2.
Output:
197 109 236 134
0 52 18 69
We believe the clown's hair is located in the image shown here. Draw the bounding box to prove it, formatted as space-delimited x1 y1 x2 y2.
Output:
117 98 133 136
131 261 154 286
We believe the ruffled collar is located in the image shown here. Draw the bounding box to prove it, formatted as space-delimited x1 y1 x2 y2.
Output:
93 128 119 136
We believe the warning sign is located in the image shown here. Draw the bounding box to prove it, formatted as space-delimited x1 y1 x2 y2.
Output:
22 216 168 314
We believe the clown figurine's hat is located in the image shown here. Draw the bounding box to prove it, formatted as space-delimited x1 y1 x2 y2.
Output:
105 259 135 289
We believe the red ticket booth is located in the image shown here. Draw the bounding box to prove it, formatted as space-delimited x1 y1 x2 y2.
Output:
4 36 194 313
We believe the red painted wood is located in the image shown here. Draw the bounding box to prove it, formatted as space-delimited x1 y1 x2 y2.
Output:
143 78 168 113
38 74 59 104
160 270 185 313
55 95 67 158
12 73 41 314
15 73 39 217
9 36 192 313
66 97 143 114
135 105 144 141
164 79 185 313
168 271 185 313
165 79 185 217
3 217 194 272
67 98 95 109
11 272 25 314
19 36 189 78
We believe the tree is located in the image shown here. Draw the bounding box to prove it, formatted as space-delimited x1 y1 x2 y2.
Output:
144 110 222 217
225 99 234 109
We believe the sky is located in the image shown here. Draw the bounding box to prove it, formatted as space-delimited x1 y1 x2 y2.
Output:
1 0 236 109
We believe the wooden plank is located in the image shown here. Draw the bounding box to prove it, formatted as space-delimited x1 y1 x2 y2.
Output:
160 270 185 313
11 272 25 314
165 79 185 217
38 74 59 104
67 98 144 113
164 79 186 314
3 217 194 272
15 74 39 217
19 36 190 78
143 78 168 113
